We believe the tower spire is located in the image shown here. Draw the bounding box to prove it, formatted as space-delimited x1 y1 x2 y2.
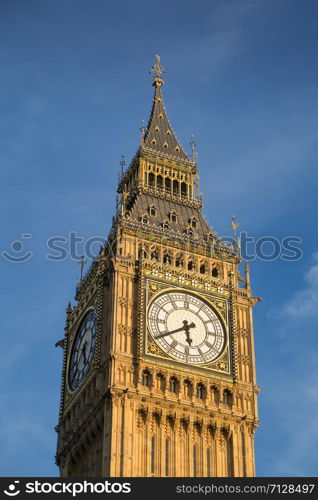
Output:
142 55 191 162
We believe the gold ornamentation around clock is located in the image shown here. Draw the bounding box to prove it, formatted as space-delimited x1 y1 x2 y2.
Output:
147 290 226 365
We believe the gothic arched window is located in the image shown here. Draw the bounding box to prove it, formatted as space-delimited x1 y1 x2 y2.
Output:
200 263 206 274
223 389 233 406
196 383 205 400
211 385 219 405
188 260 194 271
190 217 198 228
149 205 157 216
176 255 183 268
184 379 192 399
151 250 159 262
149 173 155 187
138 248 147 260
169 376 178 393
163 253 172 265
142 370 151 387
212 267 219 278
157 373 165 391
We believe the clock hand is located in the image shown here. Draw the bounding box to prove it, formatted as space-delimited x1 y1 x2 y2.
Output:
182 320 196 346
80 341 87 364
154 321 196 340
154 325 187 339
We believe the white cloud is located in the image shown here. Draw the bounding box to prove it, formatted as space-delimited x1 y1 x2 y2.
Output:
280 255 318 319
262 255 318 475
202 125 318 232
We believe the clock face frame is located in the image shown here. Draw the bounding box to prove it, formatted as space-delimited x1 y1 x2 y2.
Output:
68 309 97 392
147 290 227 365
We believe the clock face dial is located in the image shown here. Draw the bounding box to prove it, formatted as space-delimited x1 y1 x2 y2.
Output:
68 309 97 391
148 291 226 365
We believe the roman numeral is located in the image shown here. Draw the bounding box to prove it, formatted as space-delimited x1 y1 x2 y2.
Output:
169 299 177 308
170 340 177 349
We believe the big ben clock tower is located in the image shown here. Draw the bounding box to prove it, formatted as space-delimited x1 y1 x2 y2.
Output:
56 56 260 477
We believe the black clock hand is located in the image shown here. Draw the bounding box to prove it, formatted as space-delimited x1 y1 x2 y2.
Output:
154 325 188 339
183 320 195 346
154 321 196 341
76 350 84 365
80 341 88 364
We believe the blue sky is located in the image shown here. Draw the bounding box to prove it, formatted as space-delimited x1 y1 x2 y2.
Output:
1 0 318 477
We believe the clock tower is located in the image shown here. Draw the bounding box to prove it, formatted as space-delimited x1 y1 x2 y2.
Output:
56 56 260 477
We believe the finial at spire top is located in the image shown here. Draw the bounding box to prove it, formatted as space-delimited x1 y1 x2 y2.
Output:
230 216 240 252
78 254 87 280
149 54 166 86
230 215 239 236
140 119 146 136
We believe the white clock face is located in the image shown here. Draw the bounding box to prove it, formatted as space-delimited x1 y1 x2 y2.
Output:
148 291 226 365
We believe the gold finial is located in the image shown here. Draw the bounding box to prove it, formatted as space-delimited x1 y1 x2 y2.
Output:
140 119 146 144
230 215 240 252
245 261 251 290
245 260 249 274
149 55 166 86
78 254 87 280
230 215 239 239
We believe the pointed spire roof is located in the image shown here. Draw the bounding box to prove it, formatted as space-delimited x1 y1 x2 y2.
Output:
142 56 190 163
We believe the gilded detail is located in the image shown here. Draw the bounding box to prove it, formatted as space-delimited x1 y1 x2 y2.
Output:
56 57 259 478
